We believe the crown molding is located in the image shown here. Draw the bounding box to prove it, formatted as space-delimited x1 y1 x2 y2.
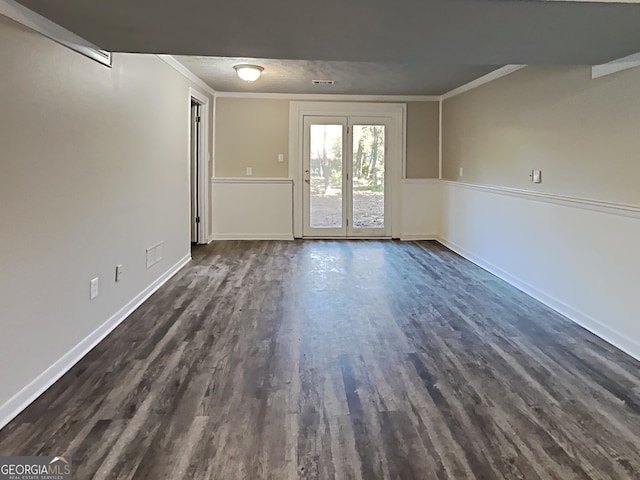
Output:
214 91 439 102
440 65 526 101
157 55 216 97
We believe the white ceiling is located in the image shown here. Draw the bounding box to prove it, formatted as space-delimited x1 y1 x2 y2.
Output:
174 56 500 95
13 0 640 95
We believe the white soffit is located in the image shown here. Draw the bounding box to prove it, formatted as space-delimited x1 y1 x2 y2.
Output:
440 65 526 100
592 51 640 79
0 0 111 66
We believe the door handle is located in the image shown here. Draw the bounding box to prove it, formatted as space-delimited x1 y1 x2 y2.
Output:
304 169 310 184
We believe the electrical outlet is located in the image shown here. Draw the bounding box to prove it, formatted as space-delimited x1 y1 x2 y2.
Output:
90 277 99 300
459 167 464 177
115 265 123 282
277 153 284 163
246 167 253 176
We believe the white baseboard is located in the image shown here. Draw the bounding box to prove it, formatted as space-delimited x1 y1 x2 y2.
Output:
400 234 439 241
0 254 192 431
436 236 640 362
211 234 294 241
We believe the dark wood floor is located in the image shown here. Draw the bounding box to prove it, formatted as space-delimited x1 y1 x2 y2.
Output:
1 241 640 479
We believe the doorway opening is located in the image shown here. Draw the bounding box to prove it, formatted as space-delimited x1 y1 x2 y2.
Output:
190 100 201 244
188 88 210 247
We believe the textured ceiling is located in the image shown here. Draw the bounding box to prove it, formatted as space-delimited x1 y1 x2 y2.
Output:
174 57 500 95
13 0 640 95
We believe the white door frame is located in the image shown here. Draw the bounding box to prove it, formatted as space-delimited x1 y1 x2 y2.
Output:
189 87 211 244
289 101 406 239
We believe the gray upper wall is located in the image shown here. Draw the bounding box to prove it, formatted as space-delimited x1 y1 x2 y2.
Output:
214 99 439 179
406 102 439 179
442 65 640 205
214 98 289 178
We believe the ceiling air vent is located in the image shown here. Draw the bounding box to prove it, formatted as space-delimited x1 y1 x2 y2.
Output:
312 80 335 86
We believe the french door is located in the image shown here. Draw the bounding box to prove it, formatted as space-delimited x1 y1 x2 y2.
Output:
302 115 391 238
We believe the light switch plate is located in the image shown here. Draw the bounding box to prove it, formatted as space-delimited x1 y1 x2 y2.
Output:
532 170 542 183
115 265 123 282
246 167 253 176
277 154 284 163
90 277 99 300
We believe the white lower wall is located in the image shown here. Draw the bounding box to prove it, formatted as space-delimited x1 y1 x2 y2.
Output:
440 181 640 361
211 178 442 241
211 179 294 240
400 179 442 240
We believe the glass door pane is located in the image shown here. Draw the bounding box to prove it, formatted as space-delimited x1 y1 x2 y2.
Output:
309 124 344 229
351 124 385 230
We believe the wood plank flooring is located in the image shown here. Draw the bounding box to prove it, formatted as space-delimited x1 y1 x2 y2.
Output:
1 240 640 479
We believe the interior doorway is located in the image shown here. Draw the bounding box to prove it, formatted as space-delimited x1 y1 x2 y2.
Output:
188 89 210 246
190 100 201 243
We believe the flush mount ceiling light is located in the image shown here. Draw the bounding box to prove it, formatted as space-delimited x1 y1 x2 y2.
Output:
233 64 264 82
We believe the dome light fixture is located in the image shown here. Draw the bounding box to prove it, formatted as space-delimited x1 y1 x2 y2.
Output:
233 64 264 82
